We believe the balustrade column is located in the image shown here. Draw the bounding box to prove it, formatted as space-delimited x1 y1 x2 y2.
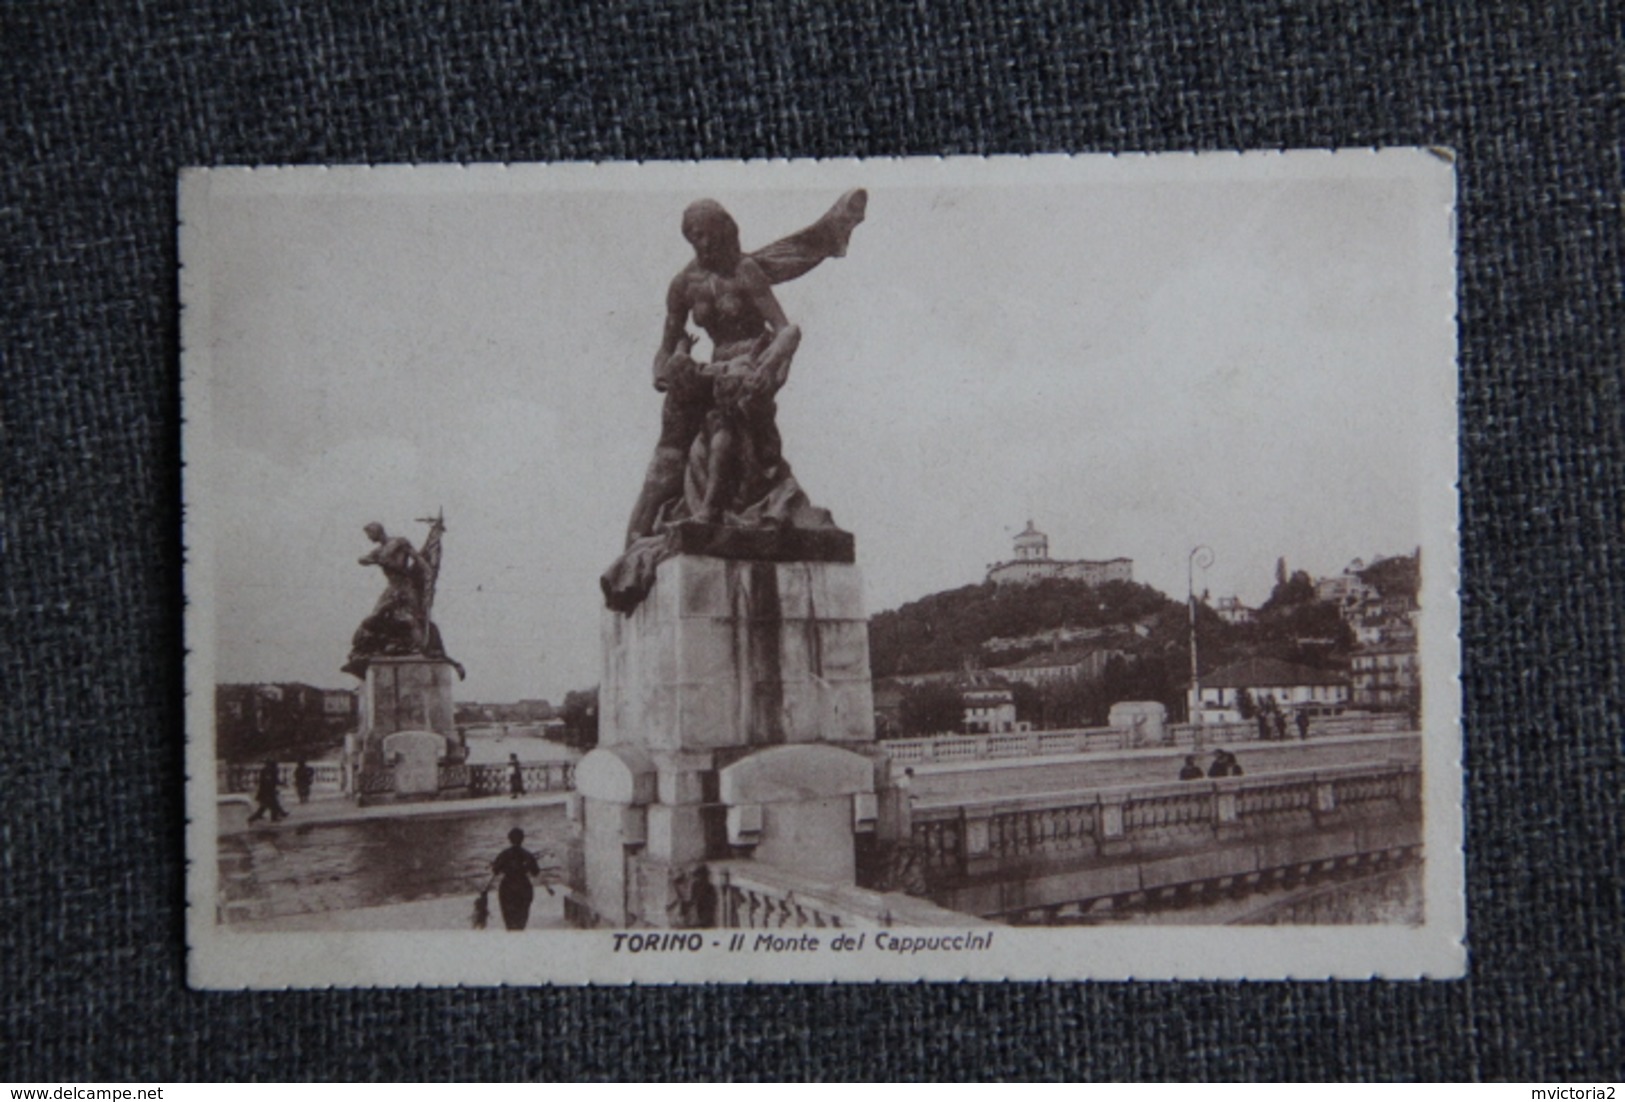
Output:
1100 800 1125 839
1315 781 1336 812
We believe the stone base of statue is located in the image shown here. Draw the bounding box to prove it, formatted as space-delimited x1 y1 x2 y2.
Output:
602 544 875 750
573 542 881 927
352 656 468 805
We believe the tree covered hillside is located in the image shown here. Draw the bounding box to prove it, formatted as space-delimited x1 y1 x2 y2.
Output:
869 578 1178 678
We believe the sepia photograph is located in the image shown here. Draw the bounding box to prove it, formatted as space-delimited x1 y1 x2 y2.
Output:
182 152 1462 986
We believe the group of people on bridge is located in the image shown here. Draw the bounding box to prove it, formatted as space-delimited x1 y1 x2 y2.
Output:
1253 700 1315 742
1179 749 1244 780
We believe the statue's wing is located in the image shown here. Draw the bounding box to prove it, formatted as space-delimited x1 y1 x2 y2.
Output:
749 189 867 285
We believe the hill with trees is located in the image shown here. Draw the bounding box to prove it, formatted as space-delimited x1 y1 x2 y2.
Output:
871 565 1360 732
869 578 1176 678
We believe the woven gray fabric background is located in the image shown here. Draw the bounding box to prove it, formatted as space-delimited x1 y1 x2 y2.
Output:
3 0 1620 1081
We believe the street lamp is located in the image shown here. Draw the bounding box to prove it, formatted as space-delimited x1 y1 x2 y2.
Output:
1188 545 1214 736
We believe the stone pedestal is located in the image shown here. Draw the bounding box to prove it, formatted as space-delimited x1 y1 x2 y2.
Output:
577 551 880 927
600 555 875 751
381 730 445 799
355 656 461 804
361 657 457 741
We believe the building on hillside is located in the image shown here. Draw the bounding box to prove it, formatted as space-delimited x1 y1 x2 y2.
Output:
955 671 1021 734
1212 595 1256 625
1350 643 1420 711
1188 657 1351 723
961 686 1018 734
1315 559 1376 608
995 643 1129 687
986 520 1133 587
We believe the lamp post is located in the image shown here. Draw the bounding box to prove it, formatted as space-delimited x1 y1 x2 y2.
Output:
1188 545 1214 741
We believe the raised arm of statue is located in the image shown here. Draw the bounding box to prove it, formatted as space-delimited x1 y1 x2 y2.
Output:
748 188 867 286
652 276 694 391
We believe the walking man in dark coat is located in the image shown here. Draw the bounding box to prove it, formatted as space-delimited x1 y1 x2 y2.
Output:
247 760 288 822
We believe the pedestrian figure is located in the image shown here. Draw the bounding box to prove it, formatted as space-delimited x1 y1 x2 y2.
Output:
488 827 541 931
508 753 524 800
1296 710 1311 741
1178 754 1204 781
247 759 288 822
1208 749 1242 778
1256 711 1271 742
1273 710 1289 742
293 759 314 805
666 866 719 928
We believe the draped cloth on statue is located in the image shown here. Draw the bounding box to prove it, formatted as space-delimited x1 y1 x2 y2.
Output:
600 191 864 613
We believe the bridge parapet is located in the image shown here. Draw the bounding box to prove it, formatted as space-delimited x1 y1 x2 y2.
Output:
1168 713 1412 746
711 859 996 929
883 714 1413 766
218 760 345 793
886 726 1130 764
910 761 1421 887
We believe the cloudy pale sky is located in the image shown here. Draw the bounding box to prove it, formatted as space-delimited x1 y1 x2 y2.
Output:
184 154 1454 702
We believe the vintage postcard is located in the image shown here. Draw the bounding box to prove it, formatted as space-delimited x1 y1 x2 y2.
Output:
182 152 1462 986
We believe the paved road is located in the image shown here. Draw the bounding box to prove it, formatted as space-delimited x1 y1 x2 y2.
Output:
911 732 1420 806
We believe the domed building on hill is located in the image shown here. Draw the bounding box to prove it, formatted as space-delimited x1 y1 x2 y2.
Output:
986 521 1133 587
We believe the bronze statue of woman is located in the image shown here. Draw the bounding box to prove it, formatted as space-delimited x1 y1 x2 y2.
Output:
603 189 867 612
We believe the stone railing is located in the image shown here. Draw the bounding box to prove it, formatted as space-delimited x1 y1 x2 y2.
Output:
884 725 1130 764
883 713 1414 767
1168 712 1412 745
217 760 344 794
910 761 1421 883
466 760 576 796
711 860 996 929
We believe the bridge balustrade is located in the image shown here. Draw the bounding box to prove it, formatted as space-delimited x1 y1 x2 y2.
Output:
711 859 996 929
1123 789 1213 831
883 726 1128 764
1333 768 1416 807
986 802 1098 861
1169 721 1256 745
910 761 1420 885
1167 713 1412 745
882 713 1414 768
465 761 575 796
217 761 344 793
